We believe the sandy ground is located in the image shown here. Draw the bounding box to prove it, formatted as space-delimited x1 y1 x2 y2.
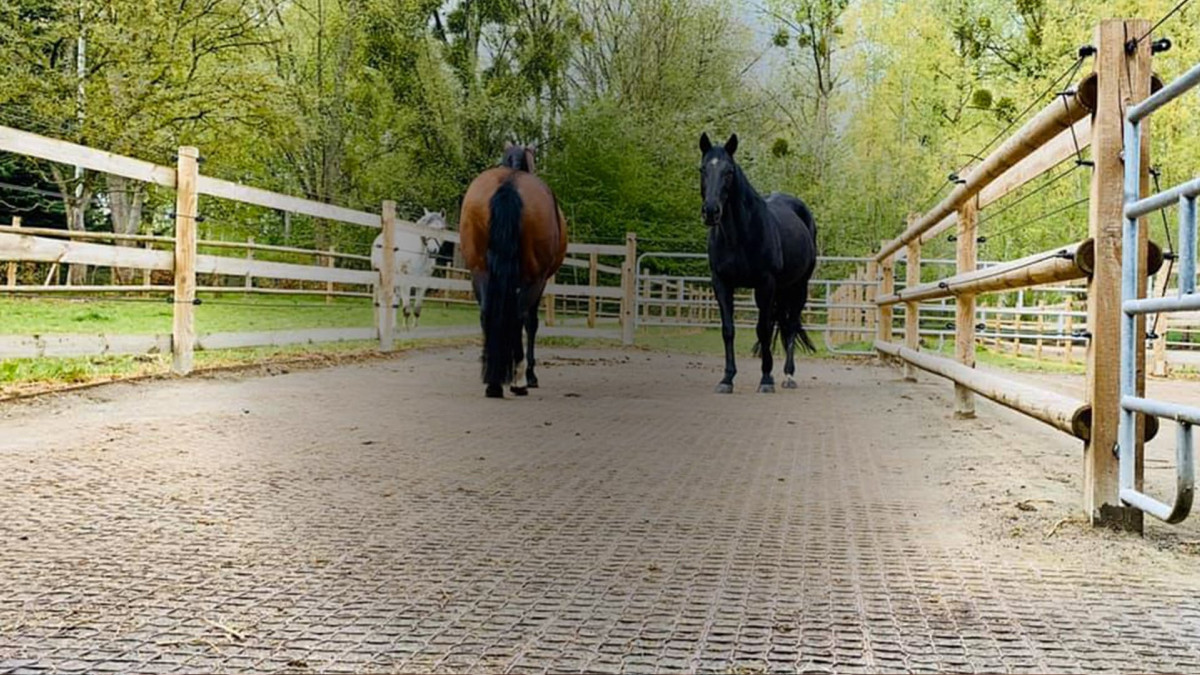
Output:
2 346 1200 673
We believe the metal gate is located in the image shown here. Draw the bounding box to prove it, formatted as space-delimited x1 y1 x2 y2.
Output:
1118 62 1200 523
634 253 879 355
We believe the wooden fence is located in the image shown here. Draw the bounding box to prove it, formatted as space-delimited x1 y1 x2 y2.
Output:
868 18 1166 532
0 126 638 370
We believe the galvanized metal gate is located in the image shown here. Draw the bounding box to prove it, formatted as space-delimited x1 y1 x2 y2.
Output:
634 252 1090 358
1119 62 1200 523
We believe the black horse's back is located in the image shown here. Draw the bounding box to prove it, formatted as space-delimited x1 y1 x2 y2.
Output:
765 192 818 289
767 192 816 242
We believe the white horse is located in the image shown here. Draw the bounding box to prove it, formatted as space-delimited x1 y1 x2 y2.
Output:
371 210 447 329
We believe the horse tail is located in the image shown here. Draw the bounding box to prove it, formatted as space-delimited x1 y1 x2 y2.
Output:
751 325 779 358
795 321 816 353
482 179 523 386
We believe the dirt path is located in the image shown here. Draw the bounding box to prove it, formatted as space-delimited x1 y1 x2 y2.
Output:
2 347 1200 673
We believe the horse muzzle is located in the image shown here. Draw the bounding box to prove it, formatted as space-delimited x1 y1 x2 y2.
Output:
702 204 722 227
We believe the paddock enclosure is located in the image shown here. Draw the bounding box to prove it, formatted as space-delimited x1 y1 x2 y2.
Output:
6 12 1200 675
3 348 1200 674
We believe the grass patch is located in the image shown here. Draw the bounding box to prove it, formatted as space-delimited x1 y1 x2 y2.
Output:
631 325 868 359
0 295 478 334
0 336 480 398
923 339 1086 375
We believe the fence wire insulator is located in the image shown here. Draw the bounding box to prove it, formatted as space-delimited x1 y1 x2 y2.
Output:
1147 331 1161 340
1076 159 1094 167
1164 251 1179 261
1055 250 1076 260
1152 37 1173 54
975 322 987 331
1079 44 1097 58
947 235 957 242
937 281 950 290
166 211 206 222
977 236 988 244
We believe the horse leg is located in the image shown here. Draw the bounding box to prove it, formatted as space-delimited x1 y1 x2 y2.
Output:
399 282 412 330
713 276 736 393
524 280 547 388
412 286 425 329
755 280 776 393
509 285 531 396
473 275 503 398
780 293 801 389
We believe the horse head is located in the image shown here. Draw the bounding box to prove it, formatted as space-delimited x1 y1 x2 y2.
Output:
698 132 739 228
501 141 537 173
416 209 447 256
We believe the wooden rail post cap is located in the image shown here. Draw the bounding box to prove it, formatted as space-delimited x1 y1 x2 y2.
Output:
1072 406 1159 443
1147 240 1164 277
1076 239 1095 276
1076 73 1098 113
177 147 199 159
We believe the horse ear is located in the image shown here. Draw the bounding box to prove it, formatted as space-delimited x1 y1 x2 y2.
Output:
725 133 739 156
699 132 712 154
504 140 513 150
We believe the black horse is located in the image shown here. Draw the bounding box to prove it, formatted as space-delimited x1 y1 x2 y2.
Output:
500 141 537 172
699 132 817 393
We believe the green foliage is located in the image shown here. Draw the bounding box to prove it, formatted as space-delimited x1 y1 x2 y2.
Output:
0 0 1198 274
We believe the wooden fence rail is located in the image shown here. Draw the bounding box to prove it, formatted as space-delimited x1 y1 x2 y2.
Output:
0 125 638 368
870 18 1162 533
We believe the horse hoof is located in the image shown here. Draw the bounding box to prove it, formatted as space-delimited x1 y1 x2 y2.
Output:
782 378 798 389
485 384 504 398
757 383 776 394
715 383 734 394
510 386 529 396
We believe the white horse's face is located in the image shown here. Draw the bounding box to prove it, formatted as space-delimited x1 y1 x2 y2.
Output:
417 211 447 257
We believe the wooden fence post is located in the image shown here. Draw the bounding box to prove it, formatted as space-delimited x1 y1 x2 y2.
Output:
379 200 398 352
171 146 200 376
587 252 598 328
621 232 637 345
853 268 863 340
955 198 978 417
245 236 254 289
142 241 152 288
865 260 878 339
1084 18 1151 531
5 216 20 287
1036 301 1046 361
326 246 335 304
904 221 921 381
1064 296 1076 363
877 241 895 348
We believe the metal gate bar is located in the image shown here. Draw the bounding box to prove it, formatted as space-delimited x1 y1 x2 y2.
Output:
1118 61 1200 523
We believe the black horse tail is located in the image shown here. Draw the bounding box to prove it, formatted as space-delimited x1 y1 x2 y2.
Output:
751 312 816 356
482 179 523 386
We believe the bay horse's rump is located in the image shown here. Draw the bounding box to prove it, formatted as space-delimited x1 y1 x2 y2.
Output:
459 166 567 395
459 167 566 283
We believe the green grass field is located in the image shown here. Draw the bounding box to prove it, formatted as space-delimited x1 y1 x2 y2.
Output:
0 295 479 334
0 294 1106 394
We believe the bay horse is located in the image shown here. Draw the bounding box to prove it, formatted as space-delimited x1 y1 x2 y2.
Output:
460 145 567 398
699 132 817 393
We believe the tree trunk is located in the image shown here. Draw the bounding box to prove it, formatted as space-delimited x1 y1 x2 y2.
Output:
50 164 92 285
108 174 145 284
